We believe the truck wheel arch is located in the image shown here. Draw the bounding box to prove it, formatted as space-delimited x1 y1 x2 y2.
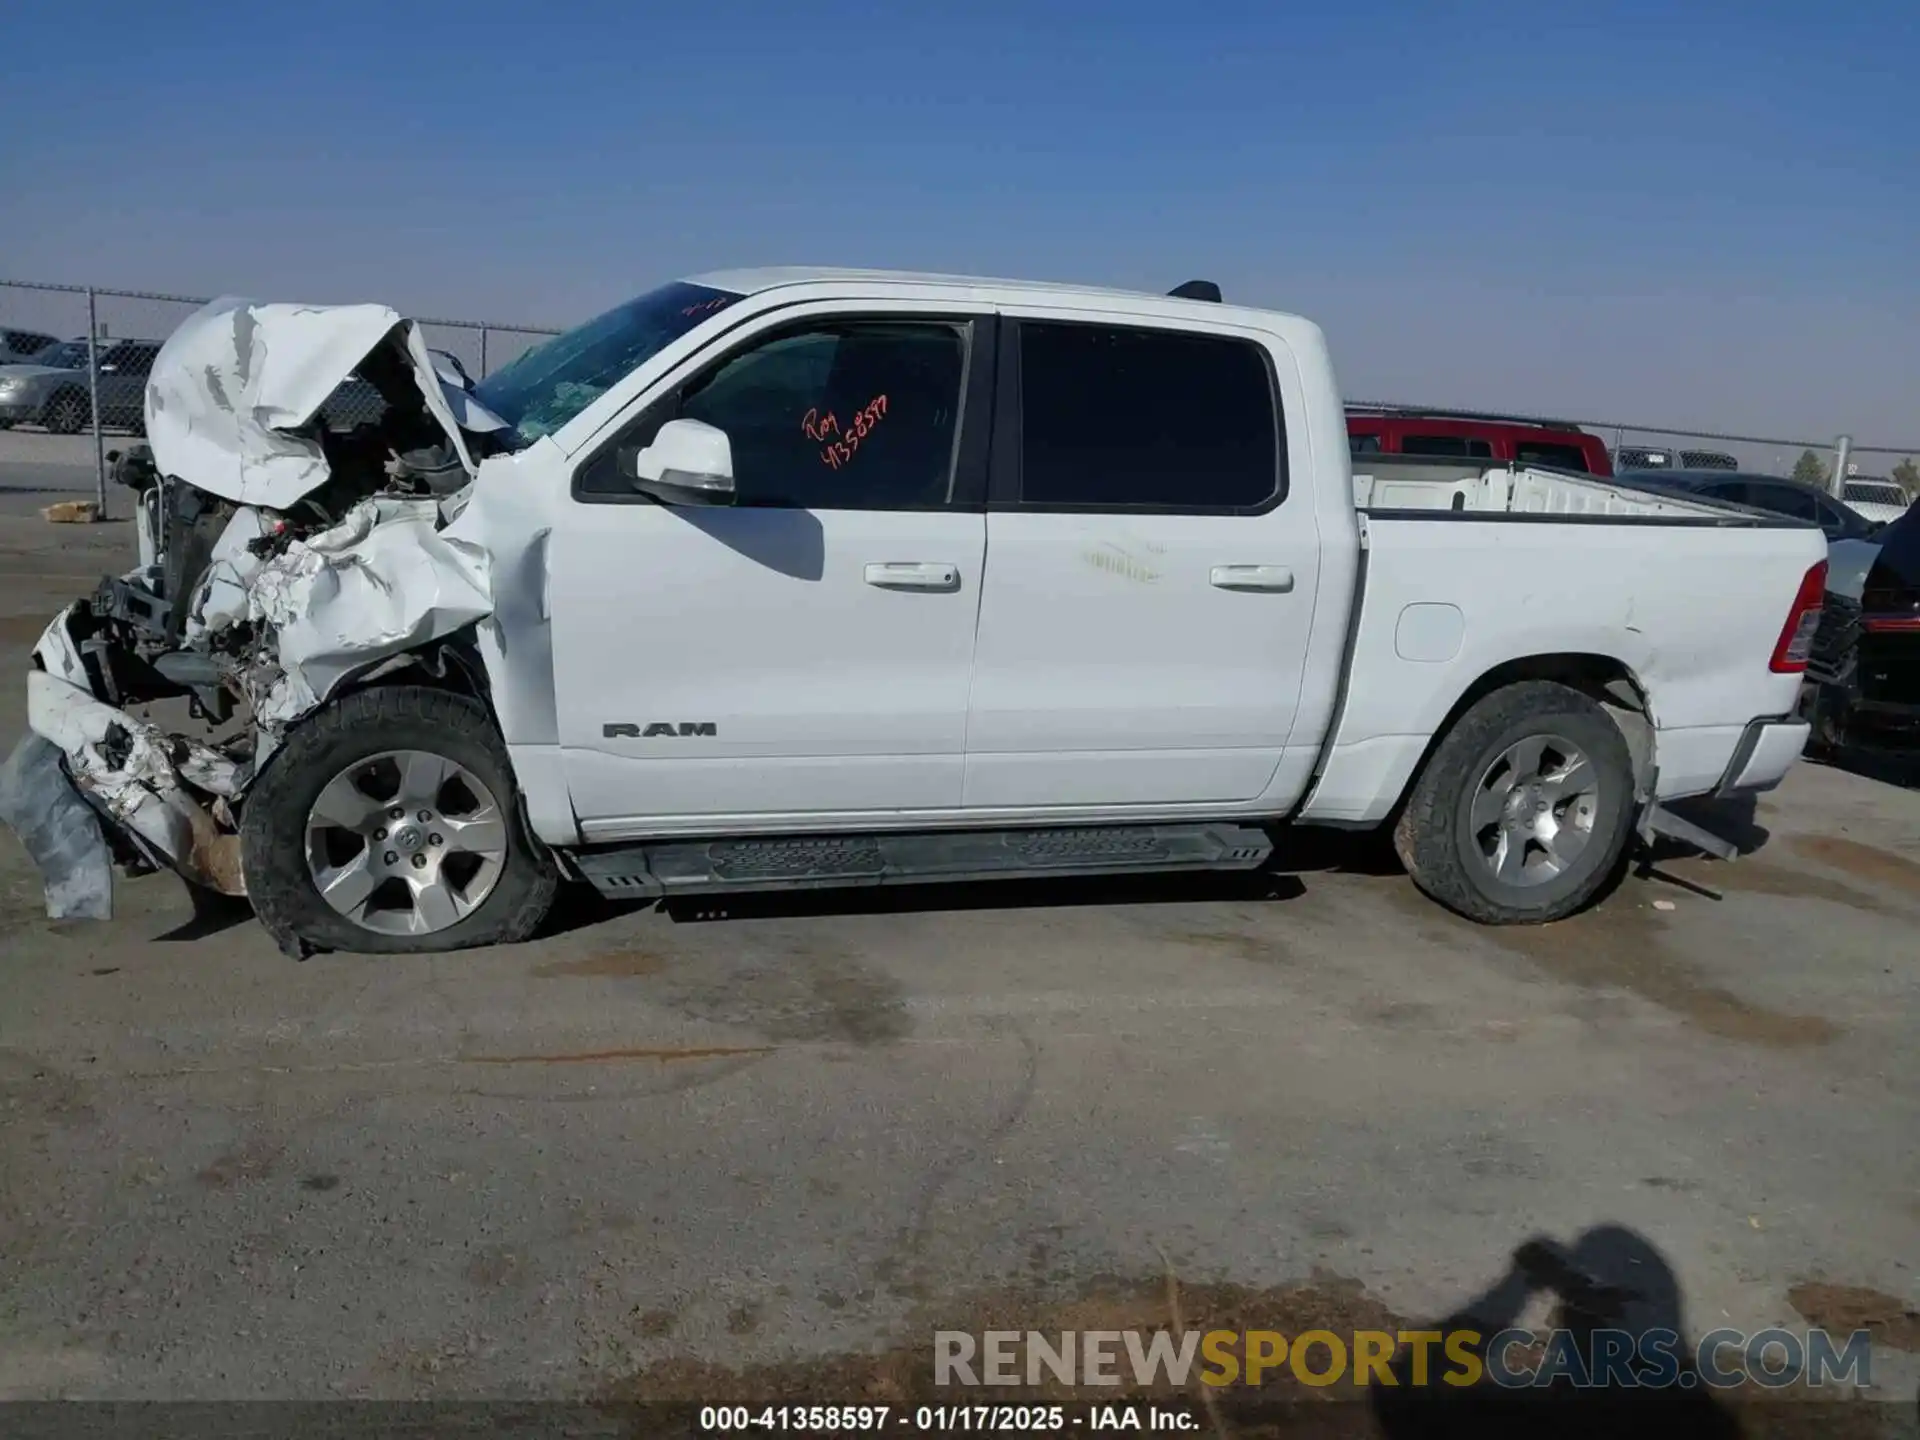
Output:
1389 652 1657 823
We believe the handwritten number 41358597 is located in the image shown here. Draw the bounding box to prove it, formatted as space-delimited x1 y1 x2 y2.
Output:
802 395 888 470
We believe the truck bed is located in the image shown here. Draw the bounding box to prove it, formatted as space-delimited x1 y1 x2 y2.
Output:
1299 459 1826 825
1351 458 1760 522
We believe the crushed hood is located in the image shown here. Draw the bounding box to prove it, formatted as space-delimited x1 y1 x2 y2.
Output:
144 298 484 511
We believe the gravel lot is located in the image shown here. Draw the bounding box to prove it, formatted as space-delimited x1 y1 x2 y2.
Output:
0 495 1915 1421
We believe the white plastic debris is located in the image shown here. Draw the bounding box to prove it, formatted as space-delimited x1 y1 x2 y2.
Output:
184 506 267 642
23 607 247 894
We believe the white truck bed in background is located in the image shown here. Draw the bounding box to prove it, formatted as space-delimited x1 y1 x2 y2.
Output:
1352 462 1734 520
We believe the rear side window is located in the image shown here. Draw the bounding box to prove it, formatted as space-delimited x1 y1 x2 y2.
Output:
100 342 160 375
1747 484 1821 522
1402 434 1493 459
1515 441 1591 472
1349 432 1382 456
1016 322 1280 510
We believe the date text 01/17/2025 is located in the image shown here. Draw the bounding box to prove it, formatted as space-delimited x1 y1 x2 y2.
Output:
803 395 889 469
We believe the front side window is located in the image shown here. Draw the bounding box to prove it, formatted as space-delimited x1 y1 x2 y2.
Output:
99 342 158 374
1016 322 1279 509
581 319 970 510
1349 432 1382 456
1749 484 1820 522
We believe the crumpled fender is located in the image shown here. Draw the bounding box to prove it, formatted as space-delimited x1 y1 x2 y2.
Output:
241 496 495 728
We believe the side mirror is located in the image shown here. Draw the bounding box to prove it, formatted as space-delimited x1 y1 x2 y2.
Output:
621 418 736 505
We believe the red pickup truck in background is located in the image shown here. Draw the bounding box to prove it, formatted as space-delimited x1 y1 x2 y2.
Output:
1347 406 1614 477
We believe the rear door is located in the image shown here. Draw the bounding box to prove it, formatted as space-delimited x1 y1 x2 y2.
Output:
548 305 994 832
963 313 1320 809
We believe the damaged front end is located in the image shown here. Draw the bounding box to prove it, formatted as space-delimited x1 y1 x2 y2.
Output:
1 297 511 919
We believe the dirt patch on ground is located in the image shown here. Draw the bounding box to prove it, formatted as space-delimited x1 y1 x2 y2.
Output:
1483 902 1838 1050
195 1140 281 1189
533 949 669 979
1789 835 1920 899
1787 1282 1920 1351
598 1270 1404 1406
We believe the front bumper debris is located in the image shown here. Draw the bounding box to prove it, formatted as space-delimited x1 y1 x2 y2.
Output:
0 295 525 923
0 733 115 920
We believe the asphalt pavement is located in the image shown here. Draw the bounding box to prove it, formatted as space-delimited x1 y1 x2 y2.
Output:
0 492 1915 1419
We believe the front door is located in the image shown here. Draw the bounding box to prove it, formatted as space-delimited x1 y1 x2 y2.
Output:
547 310 993 835
964 315 1320 809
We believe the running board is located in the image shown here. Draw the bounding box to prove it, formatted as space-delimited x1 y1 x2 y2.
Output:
572 822 1274 900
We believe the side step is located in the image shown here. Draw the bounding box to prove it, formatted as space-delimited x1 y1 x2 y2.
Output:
572 822 1274 900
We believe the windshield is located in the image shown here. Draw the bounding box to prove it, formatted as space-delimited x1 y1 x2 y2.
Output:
472 281 744 443
25 340 88 369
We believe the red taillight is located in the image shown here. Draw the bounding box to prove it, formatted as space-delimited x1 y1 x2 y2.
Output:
1770 560 1828 673
1862 614 1920 633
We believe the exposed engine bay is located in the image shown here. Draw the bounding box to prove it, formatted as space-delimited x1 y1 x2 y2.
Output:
0 298 518 918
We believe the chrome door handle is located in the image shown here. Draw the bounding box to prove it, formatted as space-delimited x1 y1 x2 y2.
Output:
864 561 961 592
1210 564 1294 592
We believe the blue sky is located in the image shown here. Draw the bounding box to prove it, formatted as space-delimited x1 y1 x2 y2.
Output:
4 0 1916 449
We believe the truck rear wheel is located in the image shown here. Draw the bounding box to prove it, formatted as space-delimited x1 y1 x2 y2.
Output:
1394 681 1635 924
241 686 559 955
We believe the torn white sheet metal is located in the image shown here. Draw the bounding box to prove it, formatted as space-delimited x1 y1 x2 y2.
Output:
441 452 558 746
24 607 247 895
26 673 246 897
246 496 494 726
144 297 478 511
184 505 267 642
433 356 509 434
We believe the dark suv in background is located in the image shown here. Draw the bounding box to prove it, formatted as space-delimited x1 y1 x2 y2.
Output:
1804 502 1920 753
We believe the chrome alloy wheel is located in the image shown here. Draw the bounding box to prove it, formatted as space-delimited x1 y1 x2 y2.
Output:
303 749 508 935
1467 733 1600 887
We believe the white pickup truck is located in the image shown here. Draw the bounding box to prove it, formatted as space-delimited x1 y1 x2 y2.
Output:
2 269 1827 957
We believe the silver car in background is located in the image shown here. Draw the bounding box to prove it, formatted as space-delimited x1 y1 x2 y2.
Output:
0 337 160 433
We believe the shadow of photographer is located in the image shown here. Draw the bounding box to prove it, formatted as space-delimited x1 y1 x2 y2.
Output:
1369 1224 1745 1439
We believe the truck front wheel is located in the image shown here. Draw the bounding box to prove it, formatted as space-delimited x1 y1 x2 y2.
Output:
241 686 560 955
1394 681 1635 924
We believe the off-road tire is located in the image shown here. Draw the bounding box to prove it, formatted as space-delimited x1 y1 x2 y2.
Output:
1393 680 1636 924
241 686 560 956
44 389 89 435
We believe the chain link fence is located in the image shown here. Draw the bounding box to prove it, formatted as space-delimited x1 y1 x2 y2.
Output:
0 279 560 516
4 277 1915 518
